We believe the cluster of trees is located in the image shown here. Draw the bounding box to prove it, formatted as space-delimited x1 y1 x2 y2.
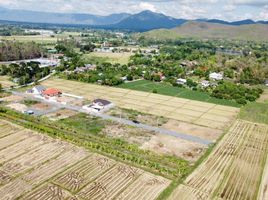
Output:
0 41 43 61
0 62 50 85
54 37 268 105
212 82 263 105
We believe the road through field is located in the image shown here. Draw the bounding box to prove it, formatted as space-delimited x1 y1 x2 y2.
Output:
11 90 211 145
42 78 239 130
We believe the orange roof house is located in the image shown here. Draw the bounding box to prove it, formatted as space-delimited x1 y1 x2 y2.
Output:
42 88 62 97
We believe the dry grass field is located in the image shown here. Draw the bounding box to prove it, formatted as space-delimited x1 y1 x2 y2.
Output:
168 120 268 200
0 119 170 200
0 75 16 88
42 78 239 130
82 52 133 65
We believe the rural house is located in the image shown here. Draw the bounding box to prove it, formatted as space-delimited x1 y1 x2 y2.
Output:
31 85 46 95
209 72 223 81
42 88 62 97
176 78 187 85
83 99 113 113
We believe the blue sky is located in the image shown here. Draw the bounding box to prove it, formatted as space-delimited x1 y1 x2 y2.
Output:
0 0 267 21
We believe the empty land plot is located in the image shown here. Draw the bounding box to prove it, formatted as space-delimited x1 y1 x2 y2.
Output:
42 78 239 130
0 75 16 88
259 152 268 200
0 119 171 200
168 120 268 200
82 52 133 65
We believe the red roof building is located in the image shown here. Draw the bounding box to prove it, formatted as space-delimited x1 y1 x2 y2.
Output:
42 88 62 97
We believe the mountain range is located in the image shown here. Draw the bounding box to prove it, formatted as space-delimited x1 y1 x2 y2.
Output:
0 7 267 31
141 21 268 41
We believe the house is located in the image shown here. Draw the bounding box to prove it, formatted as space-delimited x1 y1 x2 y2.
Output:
265 80 268 86
82 99 113 113
176 78 187 85
42 88 62 97
121 76 127 81
209 72 223 81
74 64 97 73
31 85 46 95
201 80 210 88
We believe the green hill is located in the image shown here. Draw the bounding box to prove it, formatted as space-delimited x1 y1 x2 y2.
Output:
142 21 268 41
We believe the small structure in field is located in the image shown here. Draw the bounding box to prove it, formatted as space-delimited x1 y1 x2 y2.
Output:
176 78 187 85
74 64 97 73
209 72 223 81
265 80 268 87
83 99 113 113
201 80 210 88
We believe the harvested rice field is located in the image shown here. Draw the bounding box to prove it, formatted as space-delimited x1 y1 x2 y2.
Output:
168 120 268 200
0 119 171 200
42 78 239 130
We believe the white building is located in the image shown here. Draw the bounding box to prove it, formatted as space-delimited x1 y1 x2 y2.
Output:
209 72 223 81
176 78 187 85
31 85 46 95
201 80 210 88
83 99 114 113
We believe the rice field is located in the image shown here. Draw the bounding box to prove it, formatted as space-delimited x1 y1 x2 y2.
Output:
0 119 171 200
42 78 240 130
168 120 268 200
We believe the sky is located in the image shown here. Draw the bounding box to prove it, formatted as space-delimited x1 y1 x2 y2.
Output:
0 0 267 21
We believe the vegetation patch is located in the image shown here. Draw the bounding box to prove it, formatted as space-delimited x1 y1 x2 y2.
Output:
239 102 268 125
118 80 241 107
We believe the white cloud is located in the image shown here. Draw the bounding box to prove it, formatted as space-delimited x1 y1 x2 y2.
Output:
137 2 157 12
0 0 267 21
230 0 268 6
224 4 236 11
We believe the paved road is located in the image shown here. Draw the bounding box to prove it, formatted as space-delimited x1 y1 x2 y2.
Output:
11 91 212 145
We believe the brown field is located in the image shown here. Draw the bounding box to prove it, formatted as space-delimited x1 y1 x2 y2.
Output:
0 119 170 200
42 78 239 130
44 109 78 121
1 94 25 102
0 76 16 88
168 120 268 200
259 152 268 200
257 88 268 103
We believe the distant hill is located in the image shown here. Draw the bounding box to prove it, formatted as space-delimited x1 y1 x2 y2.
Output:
110 10 187 31
142 22 268 41
0 7 130 25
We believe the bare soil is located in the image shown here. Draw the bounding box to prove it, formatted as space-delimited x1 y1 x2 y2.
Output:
161 119 222 142
141 134 206 162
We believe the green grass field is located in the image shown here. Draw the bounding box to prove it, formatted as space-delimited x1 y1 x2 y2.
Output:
118 80 241 107
239 102 268 124
82 52 132 65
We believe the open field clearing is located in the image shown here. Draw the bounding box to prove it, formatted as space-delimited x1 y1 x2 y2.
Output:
0 119 170 199
259 152 268 200
82 52 133 65
42 78 239 130
0 35 58 44
0 75 16 88
257 88 268 103
119 80 240 107
168 120 268 200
